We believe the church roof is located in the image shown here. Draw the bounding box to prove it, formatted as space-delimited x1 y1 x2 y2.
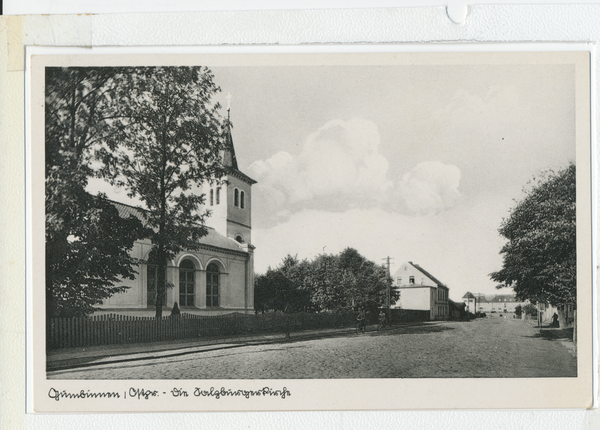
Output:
223 117 256 185
111 200 247 254
223 125 239 170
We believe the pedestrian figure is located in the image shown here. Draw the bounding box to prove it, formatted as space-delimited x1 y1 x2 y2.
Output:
551 312 559 328
356 308 366 334
377 310 386 332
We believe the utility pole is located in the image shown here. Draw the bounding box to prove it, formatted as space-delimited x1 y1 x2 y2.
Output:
382 257 394 322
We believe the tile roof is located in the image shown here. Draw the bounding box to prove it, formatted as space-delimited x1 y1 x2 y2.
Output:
448 299 465 309
110 200 247 254
409 262 447 288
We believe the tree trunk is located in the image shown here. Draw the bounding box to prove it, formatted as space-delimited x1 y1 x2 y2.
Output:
155 250 166 320
557 306 568 328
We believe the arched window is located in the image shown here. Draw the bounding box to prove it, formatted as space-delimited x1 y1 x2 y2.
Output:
206 263 220 307
179 260 195 307
210 189 214 206
216 187 221 205
235 235 243 243
234 189 239 207
240 191 245 209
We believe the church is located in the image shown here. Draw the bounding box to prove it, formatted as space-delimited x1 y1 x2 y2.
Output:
97 124 256 314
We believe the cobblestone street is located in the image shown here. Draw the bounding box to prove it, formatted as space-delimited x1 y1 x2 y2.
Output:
48 316 576 379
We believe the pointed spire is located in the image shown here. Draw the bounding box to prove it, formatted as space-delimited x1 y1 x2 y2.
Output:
222 102 238 170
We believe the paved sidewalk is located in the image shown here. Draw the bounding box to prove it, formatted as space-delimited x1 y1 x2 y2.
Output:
47 323 403 371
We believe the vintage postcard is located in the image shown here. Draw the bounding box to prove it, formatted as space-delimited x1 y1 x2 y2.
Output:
29 50 593 412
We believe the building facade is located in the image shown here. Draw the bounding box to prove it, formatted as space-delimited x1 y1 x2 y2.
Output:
463 292 477 314
464 292 527 315
392 262 450 321
98 124 256 314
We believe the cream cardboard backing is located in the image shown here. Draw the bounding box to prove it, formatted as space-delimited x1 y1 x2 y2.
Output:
0 6 598 430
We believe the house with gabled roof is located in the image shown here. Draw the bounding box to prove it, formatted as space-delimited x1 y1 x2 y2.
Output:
463 292 527 315
490 294 523 314
474 293 491 313
97 121 256 314
392 261 449 320
462 291 477 314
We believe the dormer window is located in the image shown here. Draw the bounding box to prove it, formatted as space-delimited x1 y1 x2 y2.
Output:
234 188 239 207
240 191 245 209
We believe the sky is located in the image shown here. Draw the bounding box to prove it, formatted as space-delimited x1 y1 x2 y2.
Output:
92 58 576 301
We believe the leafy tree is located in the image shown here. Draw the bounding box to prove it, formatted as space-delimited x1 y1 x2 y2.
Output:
305 254 348 311
254 255 312 313
97 66 226 319
254 248 395 315
338 248 396 313
45 67 148 318
514 304 522 317
46 67 120 170
490 164 575 326
523 303 538 317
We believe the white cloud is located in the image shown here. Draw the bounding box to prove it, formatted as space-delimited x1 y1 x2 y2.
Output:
248 119 466 226
248 118 392 224
396 161 461 215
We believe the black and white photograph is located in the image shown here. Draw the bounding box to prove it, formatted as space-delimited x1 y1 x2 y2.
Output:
30 51 593 411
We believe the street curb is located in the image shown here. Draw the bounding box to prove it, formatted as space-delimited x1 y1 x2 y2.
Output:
46 322 429 372
47 328 354 372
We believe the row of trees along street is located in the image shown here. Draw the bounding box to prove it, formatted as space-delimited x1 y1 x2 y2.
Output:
46 67 227 320
490 164 576 329
254 248 397 316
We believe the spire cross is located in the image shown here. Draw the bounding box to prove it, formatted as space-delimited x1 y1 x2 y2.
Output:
226 92 232 118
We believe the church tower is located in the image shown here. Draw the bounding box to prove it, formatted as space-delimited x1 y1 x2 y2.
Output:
203 112 256 245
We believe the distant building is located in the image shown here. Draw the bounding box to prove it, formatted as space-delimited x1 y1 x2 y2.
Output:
537 303 575 327
474 294 491 313
392 262 449 321
462 291 477 314
448 299 467 320
464 292 527 315
490 294 522 314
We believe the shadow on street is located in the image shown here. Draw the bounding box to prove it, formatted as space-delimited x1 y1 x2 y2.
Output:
524 327 574 341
